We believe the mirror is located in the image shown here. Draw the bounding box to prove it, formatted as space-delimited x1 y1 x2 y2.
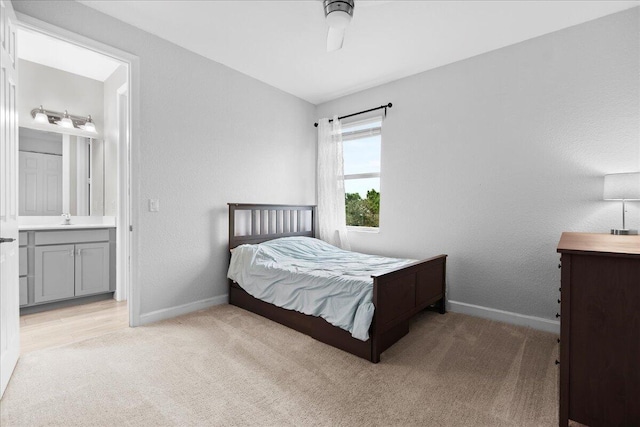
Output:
18 126 105 216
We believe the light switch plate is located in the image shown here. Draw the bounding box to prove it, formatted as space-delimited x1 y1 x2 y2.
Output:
149 199 160 212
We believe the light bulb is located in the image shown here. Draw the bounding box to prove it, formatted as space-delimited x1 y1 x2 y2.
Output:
33 105 49 124
326 10 351 29
81 115 97 133
57 110 74 129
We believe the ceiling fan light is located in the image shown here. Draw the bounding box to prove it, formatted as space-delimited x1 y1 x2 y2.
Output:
326 10 352 29
324 0 354 29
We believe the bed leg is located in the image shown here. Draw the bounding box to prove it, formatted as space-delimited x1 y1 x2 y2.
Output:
370 334 381 363
439 297 446 314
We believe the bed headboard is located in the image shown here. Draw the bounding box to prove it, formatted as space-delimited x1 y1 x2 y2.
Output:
228 203 316 250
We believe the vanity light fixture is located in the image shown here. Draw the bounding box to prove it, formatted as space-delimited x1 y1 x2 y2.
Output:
604 172 640 235
33 105 49 124
57 110 74 128
30 106 98 133
80 115 97 133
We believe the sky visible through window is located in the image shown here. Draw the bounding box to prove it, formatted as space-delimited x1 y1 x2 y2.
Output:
343 136 380 198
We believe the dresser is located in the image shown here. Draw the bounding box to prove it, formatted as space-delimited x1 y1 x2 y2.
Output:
557 232 640 427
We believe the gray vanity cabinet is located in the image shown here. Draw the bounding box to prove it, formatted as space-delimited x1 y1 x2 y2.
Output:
19 232 28 306
35 244 76 303
21 228 115 310
74 242 110 296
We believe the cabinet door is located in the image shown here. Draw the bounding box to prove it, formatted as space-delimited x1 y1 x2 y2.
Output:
74 242 110 296
34 244 75 303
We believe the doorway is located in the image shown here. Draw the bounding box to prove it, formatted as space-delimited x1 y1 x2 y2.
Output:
14 14 138 352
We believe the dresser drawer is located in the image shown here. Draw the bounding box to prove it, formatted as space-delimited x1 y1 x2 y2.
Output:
35 229 110 246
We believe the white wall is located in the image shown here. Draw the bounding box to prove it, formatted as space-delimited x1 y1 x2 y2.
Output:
103 64 127 216
13 1 317 318
18 59 104 131
317 8 640 322
18 127 62 155
19 60 105 216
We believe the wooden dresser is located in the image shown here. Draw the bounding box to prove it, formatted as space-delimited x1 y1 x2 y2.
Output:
557 232 640 427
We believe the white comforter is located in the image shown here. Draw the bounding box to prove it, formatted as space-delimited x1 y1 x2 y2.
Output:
227 236 413 341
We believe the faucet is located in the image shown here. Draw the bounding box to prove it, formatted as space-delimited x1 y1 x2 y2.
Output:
61 213 71 225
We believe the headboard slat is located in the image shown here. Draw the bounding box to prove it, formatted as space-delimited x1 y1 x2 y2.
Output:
251 210 258 236
229 203 317 250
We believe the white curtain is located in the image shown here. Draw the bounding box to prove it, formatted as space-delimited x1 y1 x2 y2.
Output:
317 116 350 250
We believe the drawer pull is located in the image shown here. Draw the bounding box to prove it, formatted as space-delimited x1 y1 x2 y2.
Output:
558 263 561 269
69 250 74 257
555 360 560 365
557 338 560 343
558 299 561 304
556 313 560 318
559 287 561 292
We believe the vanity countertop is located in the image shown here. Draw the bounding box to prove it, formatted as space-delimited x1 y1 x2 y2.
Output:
19 224 116 231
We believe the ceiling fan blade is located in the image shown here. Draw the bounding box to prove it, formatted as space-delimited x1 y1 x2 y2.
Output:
327 26 345 52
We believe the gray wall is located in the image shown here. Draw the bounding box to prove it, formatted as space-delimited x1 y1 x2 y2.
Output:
317 8 640 321
14 1 317 316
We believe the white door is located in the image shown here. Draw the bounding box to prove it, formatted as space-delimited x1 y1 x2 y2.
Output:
19 151 63 216
0 0 20 399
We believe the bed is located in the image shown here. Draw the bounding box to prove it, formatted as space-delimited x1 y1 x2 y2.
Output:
227 203 447 363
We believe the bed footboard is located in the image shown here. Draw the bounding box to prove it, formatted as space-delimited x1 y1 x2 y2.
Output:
370 254 447 363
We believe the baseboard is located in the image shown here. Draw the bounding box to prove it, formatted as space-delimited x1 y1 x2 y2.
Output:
447 300 560 334
138 294 229 326
20 292 115 315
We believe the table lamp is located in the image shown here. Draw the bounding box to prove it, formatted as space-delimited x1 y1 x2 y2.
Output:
603 172 640 235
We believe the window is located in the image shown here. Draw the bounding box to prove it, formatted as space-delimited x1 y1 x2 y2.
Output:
342 118 382 228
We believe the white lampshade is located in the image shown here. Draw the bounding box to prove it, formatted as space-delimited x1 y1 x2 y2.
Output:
33 105 49 124
57 110 74 129
603 172 640 201
80 115 97 133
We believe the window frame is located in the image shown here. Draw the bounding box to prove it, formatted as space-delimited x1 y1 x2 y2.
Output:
341 117 382 231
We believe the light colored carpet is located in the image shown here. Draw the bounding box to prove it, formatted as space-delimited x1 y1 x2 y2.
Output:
0 305 558 426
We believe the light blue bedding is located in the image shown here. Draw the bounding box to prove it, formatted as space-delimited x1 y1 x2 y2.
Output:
227 236 413 341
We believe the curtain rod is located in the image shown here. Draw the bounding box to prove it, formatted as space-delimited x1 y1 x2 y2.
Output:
314 103 392 127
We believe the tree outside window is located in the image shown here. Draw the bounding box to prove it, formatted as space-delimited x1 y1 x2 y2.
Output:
342 119 382 228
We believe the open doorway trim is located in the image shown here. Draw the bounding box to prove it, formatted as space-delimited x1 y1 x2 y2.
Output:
16 13 141 326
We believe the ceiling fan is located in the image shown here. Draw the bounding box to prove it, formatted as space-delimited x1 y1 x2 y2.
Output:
323 0 355 52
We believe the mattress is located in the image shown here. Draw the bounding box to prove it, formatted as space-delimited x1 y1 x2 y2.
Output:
227 236 413 341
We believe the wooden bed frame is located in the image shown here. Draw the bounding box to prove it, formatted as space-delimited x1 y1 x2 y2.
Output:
228 203 447 363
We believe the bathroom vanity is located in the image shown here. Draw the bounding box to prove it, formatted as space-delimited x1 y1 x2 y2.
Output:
19 224 116 313
17 126 120 313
